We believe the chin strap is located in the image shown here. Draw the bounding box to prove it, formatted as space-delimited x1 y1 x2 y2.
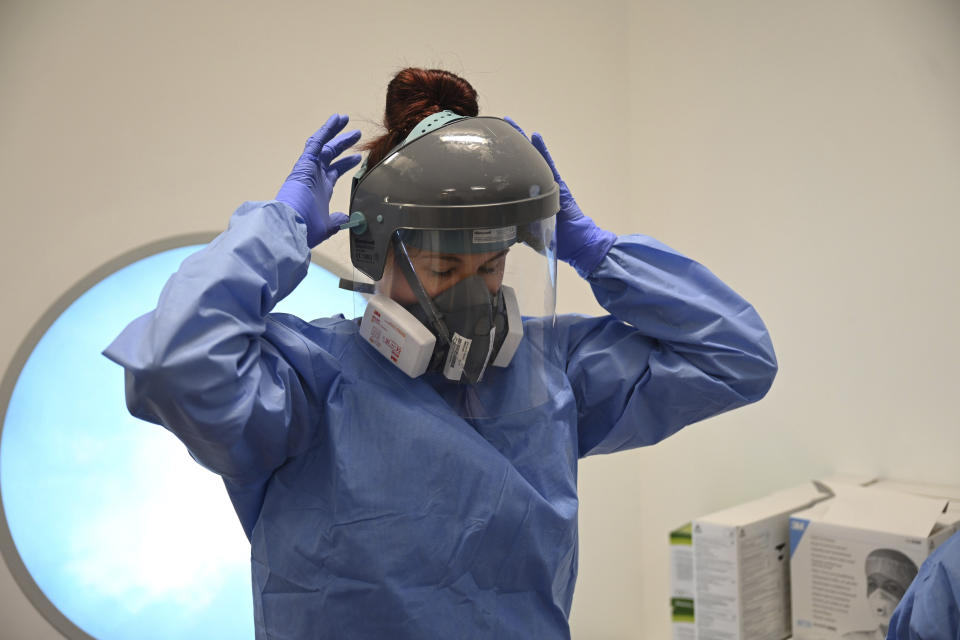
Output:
391 233 452 349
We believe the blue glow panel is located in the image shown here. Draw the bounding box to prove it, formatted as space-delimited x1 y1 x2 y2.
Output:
0 245 358 640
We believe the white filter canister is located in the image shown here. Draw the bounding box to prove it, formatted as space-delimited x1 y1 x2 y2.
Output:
492 285 523 367
359 294 436 378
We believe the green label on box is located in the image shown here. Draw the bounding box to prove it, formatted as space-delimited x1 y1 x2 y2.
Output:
669 522 693 545
671 597 694 622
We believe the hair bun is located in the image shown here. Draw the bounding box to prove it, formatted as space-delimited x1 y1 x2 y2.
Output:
385 68 479 130
360 68 480 168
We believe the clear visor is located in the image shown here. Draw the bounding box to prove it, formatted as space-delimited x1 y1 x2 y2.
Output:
351 216 561 419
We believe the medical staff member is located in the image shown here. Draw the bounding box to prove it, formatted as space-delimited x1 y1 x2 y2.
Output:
105 68 777 639
887 529 960 639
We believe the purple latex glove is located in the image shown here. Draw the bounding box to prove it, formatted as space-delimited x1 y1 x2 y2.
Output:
504 117 616 278
276 114 362 248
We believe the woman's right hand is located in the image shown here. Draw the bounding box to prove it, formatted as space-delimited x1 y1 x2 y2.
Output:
276 114 362 247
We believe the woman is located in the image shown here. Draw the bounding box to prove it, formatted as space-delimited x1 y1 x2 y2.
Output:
105 68 777 639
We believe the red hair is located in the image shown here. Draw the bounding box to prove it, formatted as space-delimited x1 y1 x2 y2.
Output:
361 68 479 168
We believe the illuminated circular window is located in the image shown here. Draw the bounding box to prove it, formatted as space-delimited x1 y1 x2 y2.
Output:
0 236 357 640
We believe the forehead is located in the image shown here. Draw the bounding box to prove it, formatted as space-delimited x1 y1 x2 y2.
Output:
410 248 508 263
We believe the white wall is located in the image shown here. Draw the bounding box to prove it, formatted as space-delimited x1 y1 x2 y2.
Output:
597 2 960 637
1 1 958 638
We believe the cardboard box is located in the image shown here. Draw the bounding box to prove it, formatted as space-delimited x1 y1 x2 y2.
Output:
789 486 957 639
870 479 960 534
869 479 960 500
692 481 838 640
670 523 696 640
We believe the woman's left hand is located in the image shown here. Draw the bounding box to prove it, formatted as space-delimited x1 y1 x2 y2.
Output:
504 117 615 277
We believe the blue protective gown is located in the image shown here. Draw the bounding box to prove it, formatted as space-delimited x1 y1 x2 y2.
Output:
887 529 960 639
104 201 777 639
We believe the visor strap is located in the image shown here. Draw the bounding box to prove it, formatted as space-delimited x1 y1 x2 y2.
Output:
391 233 452 347
338 278 375 294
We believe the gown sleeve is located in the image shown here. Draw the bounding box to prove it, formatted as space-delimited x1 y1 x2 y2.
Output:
887 530 960 640
103 201 341 485
563 234 778 457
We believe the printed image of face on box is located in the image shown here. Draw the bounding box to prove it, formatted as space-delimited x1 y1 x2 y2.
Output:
864 549 917 620
841 548 919 639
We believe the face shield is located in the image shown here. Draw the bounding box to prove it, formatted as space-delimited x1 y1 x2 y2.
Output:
341 113 561 417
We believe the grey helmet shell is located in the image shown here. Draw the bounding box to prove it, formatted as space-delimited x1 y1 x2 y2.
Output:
347 116 560 280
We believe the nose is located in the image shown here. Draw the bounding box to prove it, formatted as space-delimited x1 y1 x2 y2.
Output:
436 270 500 297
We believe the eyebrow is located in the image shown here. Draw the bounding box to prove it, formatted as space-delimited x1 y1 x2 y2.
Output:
429 249 509 265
